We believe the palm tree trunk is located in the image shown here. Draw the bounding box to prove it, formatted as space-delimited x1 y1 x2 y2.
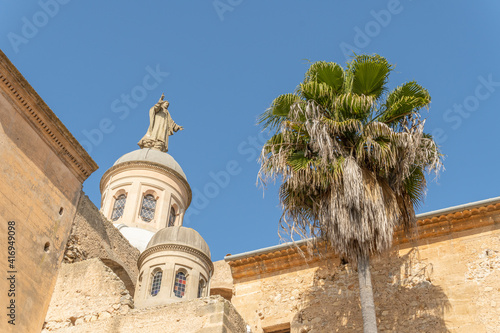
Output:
357 254 378 333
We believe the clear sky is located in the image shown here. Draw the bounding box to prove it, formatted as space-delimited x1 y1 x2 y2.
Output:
2 1 500 261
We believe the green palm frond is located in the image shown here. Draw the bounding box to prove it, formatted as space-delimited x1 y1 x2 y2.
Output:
279 183 317 222
287 152 315 171
299 81 335 107
379 81 431 125
334 93 374 120
262 133 285 155
347 54 392 99
304 61 344 93
259 94 301 131
322 118 363 138
403 166 426 208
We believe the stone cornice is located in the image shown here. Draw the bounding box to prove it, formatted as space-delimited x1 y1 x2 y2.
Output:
227 243 336 280
393 200 500 245
226 198 500 280
138 243 214 274
100 161 192 208
0 50 98 182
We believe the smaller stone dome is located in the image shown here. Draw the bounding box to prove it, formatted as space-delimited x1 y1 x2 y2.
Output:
146 226 210 258
113 148 186 180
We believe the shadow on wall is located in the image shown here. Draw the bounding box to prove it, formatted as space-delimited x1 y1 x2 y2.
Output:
101 259 136 297
292 249 451 332
64 193 140 296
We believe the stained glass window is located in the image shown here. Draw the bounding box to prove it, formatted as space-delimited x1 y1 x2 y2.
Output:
111 194 126 221
174 271 187 298
140 194 156 222
150 270 162 296
198 279 205 298
168 206 176 227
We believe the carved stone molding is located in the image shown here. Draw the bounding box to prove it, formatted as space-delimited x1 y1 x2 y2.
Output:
138 243 213 273
394 201 500 245
227 198 500 280
0 51 98 182
100 161 192 207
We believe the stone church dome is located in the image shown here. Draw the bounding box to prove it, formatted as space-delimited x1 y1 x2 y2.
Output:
136 226 213 308
113 148 187 180
146 226 211 258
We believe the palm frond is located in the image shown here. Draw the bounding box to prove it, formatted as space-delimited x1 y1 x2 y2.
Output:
379 81 431 125
299 81 335 108
259 94 301 131
347 54 392 99
334 93 375 120
403 166 426 208
287 152 315 171
323 118 363 134
304 61 344 93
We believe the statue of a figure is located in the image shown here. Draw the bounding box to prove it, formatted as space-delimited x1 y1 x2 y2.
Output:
138 94 183 152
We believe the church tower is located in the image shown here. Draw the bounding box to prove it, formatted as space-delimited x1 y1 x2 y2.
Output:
100 148 191 251
99 95 213 307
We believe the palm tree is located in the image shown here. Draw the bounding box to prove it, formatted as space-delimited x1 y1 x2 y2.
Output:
258 54 442 333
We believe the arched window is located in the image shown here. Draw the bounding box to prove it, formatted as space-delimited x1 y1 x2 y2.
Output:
150 270 162 297
173 271 187 298
198 279 206 298
168 206 176 227
111 194 126 221
140 194 157 222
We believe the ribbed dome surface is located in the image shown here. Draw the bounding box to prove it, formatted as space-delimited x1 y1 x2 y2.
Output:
146 226 210 258
113 148 186 180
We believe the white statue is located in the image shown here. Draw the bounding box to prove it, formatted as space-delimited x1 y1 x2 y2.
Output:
138 94 183 152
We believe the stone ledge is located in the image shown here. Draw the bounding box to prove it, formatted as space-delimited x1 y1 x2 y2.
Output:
100 161 192 207
43 296 247 333
227 198 500 281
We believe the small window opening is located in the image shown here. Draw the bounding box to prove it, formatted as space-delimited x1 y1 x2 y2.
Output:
111 194 127 221
44 242 50 252
174 271 187 298
140 194 157 222
168 206 176 227
150 270 162 296
198 279 206 298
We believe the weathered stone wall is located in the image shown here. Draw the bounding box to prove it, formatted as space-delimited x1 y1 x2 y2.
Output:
65 194 140 295
210 260 234 301
45 295 247 333
42 259 134 331
0 51 97 333
230 259 321 332
228 225 500 333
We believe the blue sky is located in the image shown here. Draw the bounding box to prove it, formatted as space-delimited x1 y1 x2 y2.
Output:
2 1 500 261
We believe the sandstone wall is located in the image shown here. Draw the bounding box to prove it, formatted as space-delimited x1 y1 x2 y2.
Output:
210 260 234 301
229 225 500 333
0 51 97 332
46 295 247 333
42 259 134 331
65 194 140 295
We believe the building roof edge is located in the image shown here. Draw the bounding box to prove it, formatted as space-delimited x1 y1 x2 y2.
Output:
225 196 500 263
